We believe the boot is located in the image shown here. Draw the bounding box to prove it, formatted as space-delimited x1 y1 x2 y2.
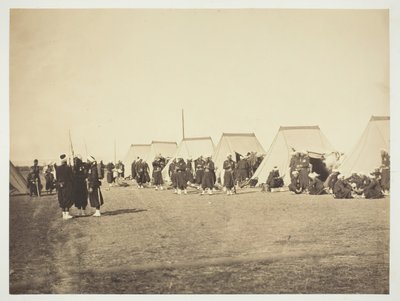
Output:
155 186 158 190
208 189 212 195
177 189 182 195
183 189 187 195
201 190 205 195
65 211 73 219
160 186 164 190
174 189 178 194
92 210 101 217
80 208 85 216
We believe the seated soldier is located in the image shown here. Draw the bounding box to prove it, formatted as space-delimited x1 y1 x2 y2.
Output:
265 166 284 192
333 174 353 199
363 170 384 199
289 170 303 194
308 172 326 195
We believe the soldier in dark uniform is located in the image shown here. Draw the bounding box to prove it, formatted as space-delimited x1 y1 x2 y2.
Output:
297 151 310 191
55 154 74 219
152 156 164 190
201 157 215 195
73 155 88 216
289 151 298 181
333 174 353 199
223 154 235 195
43 162 55 194
168 158 178 193
29 159 42 196
106 162 115 189
195 156 205 189
176 158 188 194
87 156 104 216
324 169 340 194
380 149 390 195
289 170 302 194
131 158 138 181
265 166 284 192
308 172 326 195
236 155 250 184
185 158 194 184
364 171 384 199
135 158 146 188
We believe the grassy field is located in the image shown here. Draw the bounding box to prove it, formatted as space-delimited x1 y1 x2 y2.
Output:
9 181 389 294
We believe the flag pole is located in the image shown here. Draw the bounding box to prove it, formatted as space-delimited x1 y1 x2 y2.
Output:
182 109 185 139
69 130 75 165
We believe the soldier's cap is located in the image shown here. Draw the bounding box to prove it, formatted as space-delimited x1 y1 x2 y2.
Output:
34 159 38 163
60 154 67 163
273 166 278 170
75 154 82 160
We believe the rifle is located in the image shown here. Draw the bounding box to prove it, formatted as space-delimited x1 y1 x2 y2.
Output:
35 178 41 197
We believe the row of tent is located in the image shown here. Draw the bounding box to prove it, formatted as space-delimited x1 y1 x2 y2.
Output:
122 115 390 184
10 115 389 195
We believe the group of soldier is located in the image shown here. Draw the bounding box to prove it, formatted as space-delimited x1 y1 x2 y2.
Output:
27 154 105 220
263 149 390 199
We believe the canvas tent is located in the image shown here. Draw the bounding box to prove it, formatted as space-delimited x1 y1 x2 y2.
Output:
252 126 336 185
162 137 215 181
213 133 266 183
123 144 151 177
339 116 390 177
10 161 29 195
147 141 177 175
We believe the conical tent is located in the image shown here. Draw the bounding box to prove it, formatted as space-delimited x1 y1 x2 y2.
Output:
339 116 389 177
162 137 215 181
147 141 177 175
123 144 151 177
10 161 29 195
252 126 336 185
213 133 266 181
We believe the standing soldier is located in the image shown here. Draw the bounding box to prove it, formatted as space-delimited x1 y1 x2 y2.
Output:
186 157 194 184
223 154 235 195
380 149 390 195
176 157 188 195
87 155 104 217
131 157 138 181
73 155 88 216
55 154 74 220
169 158 178 193
30 159 42 196
43 162 56 194
106 162 115 190
201 156 215 195
297 151 310 191
236 155 250 186
195 156 205 189
152 156 164 190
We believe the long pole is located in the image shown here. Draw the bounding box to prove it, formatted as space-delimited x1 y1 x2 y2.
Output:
69 130 74 165
182 109 185 139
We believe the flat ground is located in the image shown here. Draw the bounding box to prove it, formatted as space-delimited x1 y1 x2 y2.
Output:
9 181 389 294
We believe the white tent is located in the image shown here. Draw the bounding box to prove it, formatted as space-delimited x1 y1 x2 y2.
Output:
147 141 177 175
10 161 29 195
213 133 266 183
252 126 336 185
339 116 390 177
162 137 215 181
123 144 151 177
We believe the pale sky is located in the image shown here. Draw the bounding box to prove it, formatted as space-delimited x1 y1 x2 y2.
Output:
9 9 389 165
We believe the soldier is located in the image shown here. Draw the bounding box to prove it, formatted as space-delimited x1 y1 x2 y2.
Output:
297 151 310 191
236 155 250 185
30 159 42 196
169 158 178 193
186 157 194 184
87 155 104 217
176 157 188 194
289 170 302 194
43 162 56 194
135 158 146 188
106 162 115 189
55 154 74 220
380 149 390 195
223 154 235 195
73 155 88 216
195 156 205 189
363 171 384 199
201 156 215 195
333 174 353 199
152 156 164 190
265 166 284 192
308 172 326 195
324 169 340 194
131 157 138 181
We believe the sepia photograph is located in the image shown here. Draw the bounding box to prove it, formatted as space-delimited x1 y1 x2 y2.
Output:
3 0 400 298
